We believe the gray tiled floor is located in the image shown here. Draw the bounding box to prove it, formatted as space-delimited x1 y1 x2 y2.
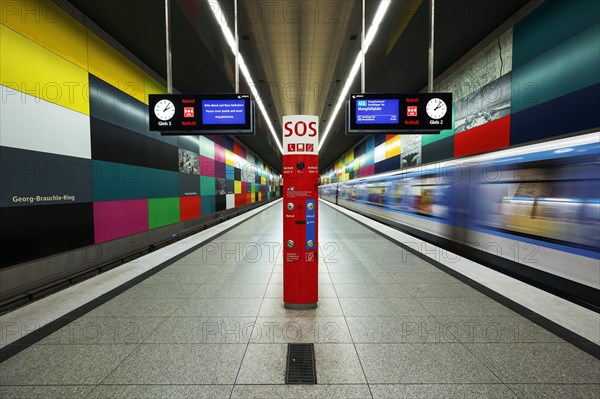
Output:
1 202 598 398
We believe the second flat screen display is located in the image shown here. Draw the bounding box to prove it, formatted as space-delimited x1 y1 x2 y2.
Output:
202 99 246 125
355 99 399 125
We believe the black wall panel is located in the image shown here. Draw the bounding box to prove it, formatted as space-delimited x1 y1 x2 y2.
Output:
178 136 200 152
89 73 179 147
91 117 178 171
226 180 234 194
91 117 147 166
422 136 455 164
510 83 600 145
374 135 386 147
354 141 367 158
179 173 200 196
374 155 400 175
0 147 92 207
89 74 147 135
0 203 94 268
146 135 179 172
215 194 226 211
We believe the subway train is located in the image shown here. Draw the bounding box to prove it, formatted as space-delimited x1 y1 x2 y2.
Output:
319 131 600 310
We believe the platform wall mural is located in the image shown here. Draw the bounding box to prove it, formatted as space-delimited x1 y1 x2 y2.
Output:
0 0 280 268
321 0 599 185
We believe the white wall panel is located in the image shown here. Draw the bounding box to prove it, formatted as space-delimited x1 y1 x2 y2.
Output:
226 194 235 209
0 85 91 159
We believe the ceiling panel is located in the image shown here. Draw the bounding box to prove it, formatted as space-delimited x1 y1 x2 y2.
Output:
66 0 533 173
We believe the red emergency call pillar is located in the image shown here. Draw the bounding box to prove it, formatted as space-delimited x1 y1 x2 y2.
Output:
282 115 319 309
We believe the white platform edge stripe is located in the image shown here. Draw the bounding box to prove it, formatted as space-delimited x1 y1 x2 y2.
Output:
320 199 600 345
0 199 282 349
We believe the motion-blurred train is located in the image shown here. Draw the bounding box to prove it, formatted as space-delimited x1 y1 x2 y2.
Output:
320 132 600 310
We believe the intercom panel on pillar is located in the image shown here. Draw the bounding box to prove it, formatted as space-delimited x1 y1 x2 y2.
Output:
282 115 319 309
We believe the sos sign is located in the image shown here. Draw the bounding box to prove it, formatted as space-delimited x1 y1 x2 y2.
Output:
282 115 319 155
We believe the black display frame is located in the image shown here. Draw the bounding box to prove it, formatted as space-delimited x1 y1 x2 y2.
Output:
149 93 255 135
347 92 453 134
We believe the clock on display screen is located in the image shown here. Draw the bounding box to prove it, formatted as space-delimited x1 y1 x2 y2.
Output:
154 99 175 121
425 98 447 120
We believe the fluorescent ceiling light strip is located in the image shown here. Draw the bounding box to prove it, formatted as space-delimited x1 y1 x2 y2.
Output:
209 0 283 154
319 0 392 151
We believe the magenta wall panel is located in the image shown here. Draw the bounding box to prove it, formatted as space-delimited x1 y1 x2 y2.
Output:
94 199 148 243
359 164 375 178
214 144 226 164
200 155 215 177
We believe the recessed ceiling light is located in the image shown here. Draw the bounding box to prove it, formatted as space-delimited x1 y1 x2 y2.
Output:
319 0 392 151
210 0 283 154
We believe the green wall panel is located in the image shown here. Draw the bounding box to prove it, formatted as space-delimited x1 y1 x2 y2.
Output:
148 197 180 229
200 176 216 195
422 106 455 146
512 23 600 114
513 0 600 69
92 160 147 201
199 136 215 159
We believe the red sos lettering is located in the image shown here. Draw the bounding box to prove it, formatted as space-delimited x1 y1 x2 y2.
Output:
284 121 317 137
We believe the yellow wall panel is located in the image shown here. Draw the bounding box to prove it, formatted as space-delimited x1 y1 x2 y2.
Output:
1 0 88 70
385 135 401 158
234 181 242 194
258 192 263 201
0 24 89 115
225 150 235 166
261 177 266 185
87 31 145 103
344 151 353 164
144 73 166 103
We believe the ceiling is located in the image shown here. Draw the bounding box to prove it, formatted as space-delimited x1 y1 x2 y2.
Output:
67 0 532 173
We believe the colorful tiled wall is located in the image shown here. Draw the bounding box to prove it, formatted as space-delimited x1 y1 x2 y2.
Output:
321 0 599 184
0 0 281 267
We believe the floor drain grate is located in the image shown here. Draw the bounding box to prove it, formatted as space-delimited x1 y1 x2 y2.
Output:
285 343 317 384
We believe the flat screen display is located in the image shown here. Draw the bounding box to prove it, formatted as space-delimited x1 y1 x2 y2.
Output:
355 99 399 125
149 94 254 134
202 99 246 125
347 93 452 134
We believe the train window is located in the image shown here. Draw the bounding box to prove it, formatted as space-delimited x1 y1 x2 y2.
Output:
365 181 388 206
474 159 600 249
387 181 405 208
406 183 450 218
339 185 353 201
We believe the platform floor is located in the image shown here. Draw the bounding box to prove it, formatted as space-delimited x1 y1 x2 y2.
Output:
0 201 599 398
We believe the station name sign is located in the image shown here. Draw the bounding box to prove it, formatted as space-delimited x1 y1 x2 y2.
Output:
149 94 254 134
347 93 452 134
